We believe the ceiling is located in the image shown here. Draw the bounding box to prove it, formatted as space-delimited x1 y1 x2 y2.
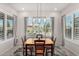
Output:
7 3 69 12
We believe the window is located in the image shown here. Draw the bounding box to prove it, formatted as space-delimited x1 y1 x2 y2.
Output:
7 15 14 38
65 15 73 39
0 12 4 39
64 11 79 40
25 17 54 38
73 11 79 40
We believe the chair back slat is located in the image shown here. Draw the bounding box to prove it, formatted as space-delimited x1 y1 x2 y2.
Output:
34 40 45 56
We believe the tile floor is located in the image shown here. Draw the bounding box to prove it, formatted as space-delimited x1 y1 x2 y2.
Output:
1 45 76 56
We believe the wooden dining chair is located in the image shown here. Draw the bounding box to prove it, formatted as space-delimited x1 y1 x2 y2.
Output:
51 36 54 41
24 36 26 42
45 37 56 56
21 37 33 56
34 40 45 56
36 34 43 38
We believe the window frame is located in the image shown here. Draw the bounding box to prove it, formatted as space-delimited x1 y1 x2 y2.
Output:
0 12 5 40
24 17 54 38
7 15 14 39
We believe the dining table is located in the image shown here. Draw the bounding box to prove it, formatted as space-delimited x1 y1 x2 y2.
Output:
24 38 54 56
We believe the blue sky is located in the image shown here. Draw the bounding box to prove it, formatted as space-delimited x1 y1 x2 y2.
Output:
66 15 73 27
27 17 51 26
0 19 13 27
74 11 79 17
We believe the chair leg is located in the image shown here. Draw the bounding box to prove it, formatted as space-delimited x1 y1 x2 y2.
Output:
23 50 25 56
46 49 48 56
52 48 54 56
31 50 32 56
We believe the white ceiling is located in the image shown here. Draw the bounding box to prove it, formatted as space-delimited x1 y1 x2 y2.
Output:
7 3 69 12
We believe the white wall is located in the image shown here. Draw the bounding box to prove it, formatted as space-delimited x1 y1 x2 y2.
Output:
0 4 17 16
49 12 62 45
0 4 17 55
61 4 79 55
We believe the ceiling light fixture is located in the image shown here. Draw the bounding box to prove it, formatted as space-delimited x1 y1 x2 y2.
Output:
22 8 24 10
54 8 57 11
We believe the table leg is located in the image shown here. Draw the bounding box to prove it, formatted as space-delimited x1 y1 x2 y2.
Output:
51 45 53 56
25 45 27 56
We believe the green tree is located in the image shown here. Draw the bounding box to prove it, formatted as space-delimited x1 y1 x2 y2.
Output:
45 23 50 32
43 22 50 33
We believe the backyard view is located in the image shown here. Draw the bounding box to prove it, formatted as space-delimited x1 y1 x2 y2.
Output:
26 17 53 38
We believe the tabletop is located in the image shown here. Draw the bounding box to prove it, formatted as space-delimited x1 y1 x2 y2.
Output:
24 38 54 45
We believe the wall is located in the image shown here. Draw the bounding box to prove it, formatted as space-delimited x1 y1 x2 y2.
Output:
0 4 17 55
49 12 62 45
61 4 79 55
16 11 62 46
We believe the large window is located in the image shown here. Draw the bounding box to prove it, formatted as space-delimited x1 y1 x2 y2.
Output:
73 11 79 40
64 12 79 40
0 12 4 39
25 17 54 38
7 15 14 38
65 15 73 39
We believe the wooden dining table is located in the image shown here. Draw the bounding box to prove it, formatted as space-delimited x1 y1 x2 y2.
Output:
24 38 54 56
